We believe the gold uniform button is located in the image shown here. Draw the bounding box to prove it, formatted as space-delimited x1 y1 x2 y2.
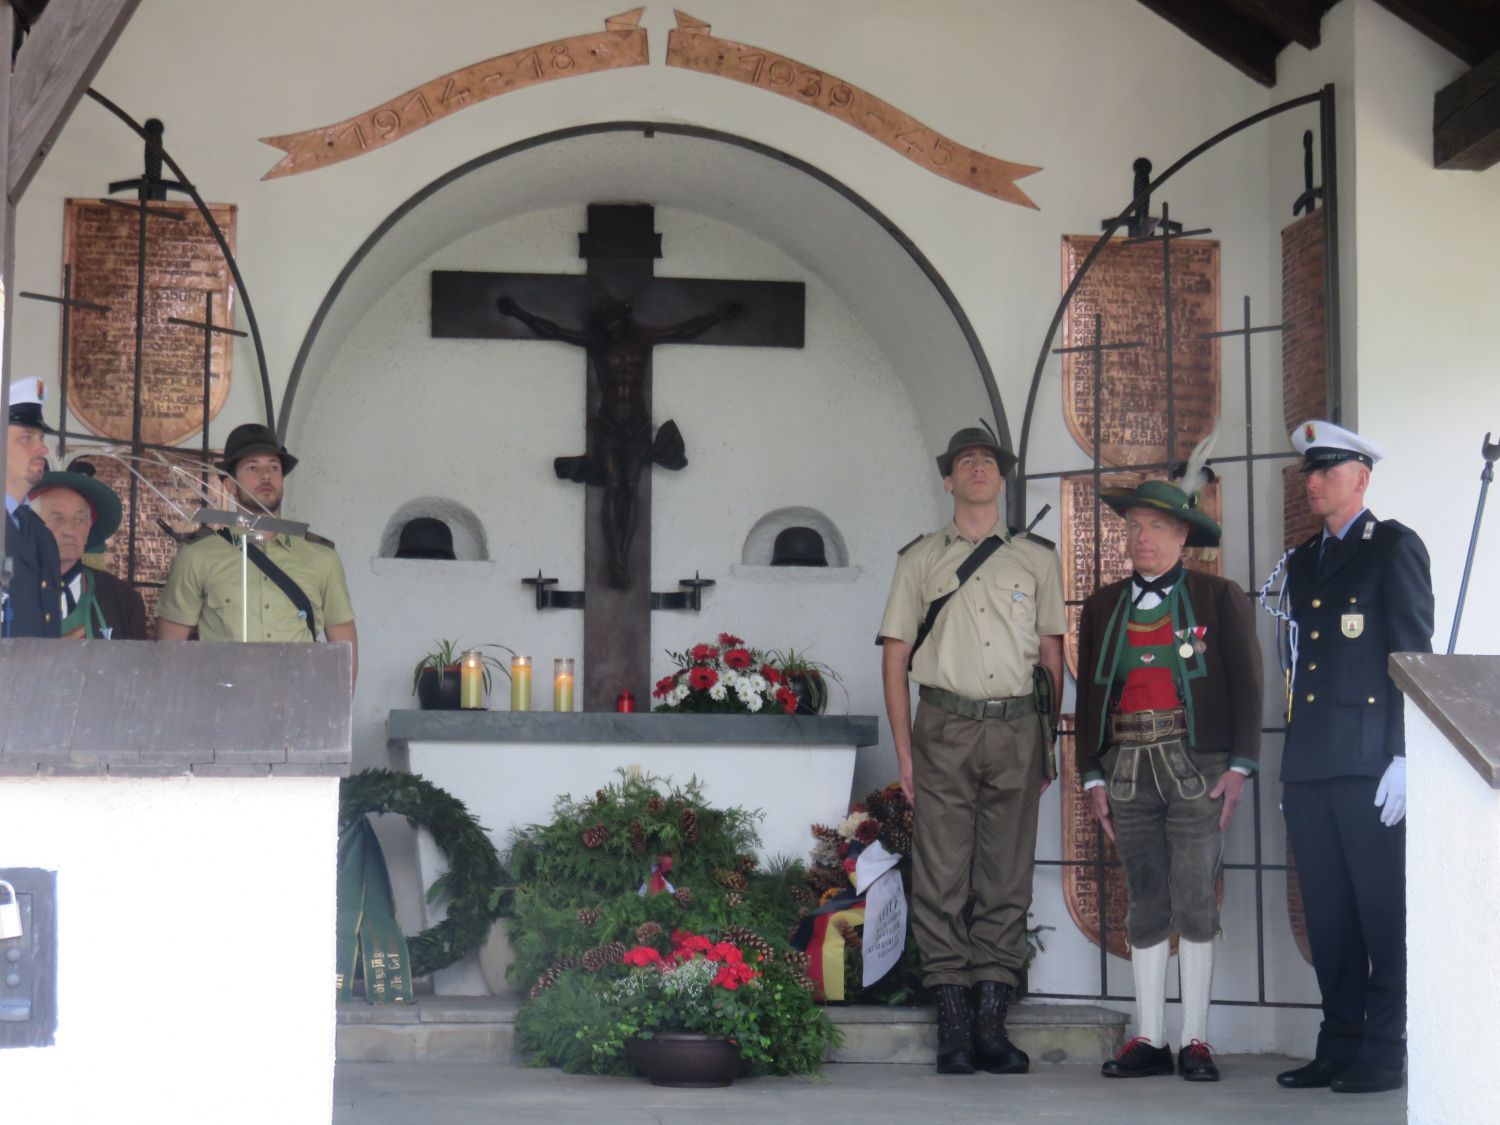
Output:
1367 696 1377 704
1308 662 1318 671
43 612 52 622
1306 693 1316 703
1309 630 1320 640
1349 597 1358 604
1311 598 1321 608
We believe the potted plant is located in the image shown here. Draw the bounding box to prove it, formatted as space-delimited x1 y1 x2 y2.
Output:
768 648 843 715
411 640 513 710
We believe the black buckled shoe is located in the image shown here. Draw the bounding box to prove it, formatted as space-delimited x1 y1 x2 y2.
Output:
934 984 976 1074
1330 1064 1404 1094
972 981 1030 1074
1178 1040 1220 1082
1276 1058 1348 1088
1101 1036 1174 1078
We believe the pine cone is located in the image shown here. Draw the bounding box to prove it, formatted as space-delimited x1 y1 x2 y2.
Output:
724 892 743 910
901 808 914 830
736 853 758 874
782 948 813 970
635 921 664 944
678 807 700 844
599 941 627 966
675 798 689 811
581 946 609 972
789 882 816 907
577 906 601 927
721 869 749 891
673 887 694 907
866 790 891 820
529 956 580 999
834 918 861 948
722 925 774 962
646 795 664 816
628 820 647 854
581 824 611 848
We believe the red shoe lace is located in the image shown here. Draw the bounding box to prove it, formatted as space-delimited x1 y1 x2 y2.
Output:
1182 1040 1215 1061
1116 1036 1162 1059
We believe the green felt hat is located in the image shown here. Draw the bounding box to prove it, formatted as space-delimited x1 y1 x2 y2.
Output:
29 459 123 553
1100 478 1221 549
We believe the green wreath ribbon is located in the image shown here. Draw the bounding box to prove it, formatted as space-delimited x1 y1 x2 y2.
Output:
339 768 507 979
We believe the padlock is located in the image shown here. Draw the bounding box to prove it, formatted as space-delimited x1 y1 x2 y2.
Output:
0 880 21 941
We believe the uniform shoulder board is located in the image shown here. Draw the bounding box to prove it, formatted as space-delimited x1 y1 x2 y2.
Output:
896 533 924 556
305 531 337 549
1010 526 1056 551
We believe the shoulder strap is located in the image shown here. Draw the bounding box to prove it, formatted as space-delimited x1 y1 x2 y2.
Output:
908 535 1006 670
217 530 318 640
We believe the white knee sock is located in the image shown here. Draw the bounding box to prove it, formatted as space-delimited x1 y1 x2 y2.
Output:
1131 939 1170 1048
1178 937 1215 1047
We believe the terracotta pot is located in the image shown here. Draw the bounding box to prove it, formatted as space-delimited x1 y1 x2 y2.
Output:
416 666 463 710
627 1031 743 1087
785 670 827 715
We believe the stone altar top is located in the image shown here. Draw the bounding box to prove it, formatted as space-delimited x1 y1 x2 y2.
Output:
0 638 353 778
388 710 879 749
1390 653 1500 789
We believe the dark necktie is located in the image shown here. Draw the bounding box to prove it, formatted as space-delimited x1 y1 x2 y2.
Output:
1319 534 1342 573
1132 561 1184 607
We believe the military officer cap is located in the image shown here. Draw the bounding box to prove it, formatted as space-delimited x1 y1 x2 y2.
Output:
215 422 299 477
1291 419 1384 473
936 424 1017 478
7 376 57 434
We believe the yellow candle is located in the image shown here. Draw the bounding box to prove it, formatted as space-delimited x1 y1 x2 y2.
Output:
511 655 532 711
554 658 575 712
460 651 484 710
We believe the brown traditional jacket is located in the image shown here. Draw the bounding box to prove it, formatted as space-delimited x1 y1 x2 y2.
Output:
1074 569 1263 782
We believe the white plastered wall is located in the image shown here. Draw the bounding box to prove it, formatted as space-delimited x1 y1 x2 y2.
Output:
0 778 338 1125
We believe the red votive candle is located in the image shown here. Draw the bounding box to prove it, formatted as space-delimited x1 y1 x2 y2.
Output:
616 690 636 713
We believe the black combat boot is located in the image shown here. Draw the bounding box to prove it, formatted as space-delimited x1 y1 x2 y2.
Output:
934 984 976 1074
972 981 1030 1074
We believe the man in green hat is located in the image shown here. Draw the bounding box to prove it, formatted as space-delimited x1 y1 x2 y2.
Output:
29 459 147 640
1074 466 1262 1083
156 423 358 684
879 425 1064 1076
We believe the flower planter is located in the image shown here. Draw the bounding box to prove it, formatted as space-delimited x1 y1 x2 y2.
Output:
785 670 827 715
415 666 463 710
628 1032 743 1087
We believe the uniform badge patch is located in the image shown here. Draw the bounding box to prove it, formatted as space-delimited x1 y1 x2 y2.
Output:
1340 612 1364 639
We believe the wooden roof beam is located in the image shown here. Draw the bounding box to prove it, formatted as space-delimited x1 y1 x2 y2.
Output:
1435 47 1500 169
1375 0 1500 68
1220 0 1331 51
1134 0 1286 87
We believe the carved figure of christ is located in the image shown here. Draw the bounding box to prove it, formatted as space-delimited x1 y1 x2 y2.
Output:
431 204 805 709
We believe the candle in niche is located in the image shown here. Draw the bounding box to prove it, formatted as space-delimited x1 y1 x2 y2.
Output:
511 655 532 711
554 658 575 713
460 649 485 710
615 690 635 713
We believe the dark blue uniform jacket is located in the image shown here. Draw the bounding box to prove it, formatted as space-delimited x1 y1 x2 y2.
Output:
4 504 63 638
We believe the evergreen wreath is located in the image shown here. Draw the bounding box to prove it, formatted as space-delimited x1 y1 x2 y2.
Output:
339 768 507 978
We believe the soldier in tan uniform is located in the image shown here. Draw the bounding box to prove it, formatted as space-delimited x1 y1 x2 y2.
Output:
157 424 357 684
879 426 1065 1076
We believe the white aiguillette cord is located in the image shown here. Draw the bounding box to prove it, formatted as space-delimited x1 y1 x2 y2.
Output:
1257 547 1299 722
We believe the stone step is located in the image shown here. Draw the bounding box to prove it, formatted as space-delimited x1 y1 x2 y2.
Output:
336 996 1129 1066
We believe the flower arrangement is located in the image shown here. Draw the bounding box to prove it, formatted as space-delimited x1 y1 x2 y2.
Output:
652 632 797 714
600 929 763 1052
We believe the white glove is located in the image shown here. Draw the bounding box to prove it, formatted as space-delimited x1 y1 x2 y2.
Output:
1374 757 1407 827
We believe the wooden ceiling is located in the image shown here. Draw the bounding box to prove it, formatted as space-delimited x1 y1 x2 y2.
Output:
1134 0 1500 86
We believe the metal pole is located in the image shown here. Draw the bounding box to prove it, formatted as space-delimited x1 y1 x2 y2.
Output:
1447 432 1498 654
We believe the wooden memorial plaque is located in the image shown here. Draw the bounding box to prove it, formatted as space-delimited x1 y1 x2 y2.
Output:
62 199 237 446
1059 727 1132 959
1061 236 1220 467
1059 473 1222 679
1285 840 1314 964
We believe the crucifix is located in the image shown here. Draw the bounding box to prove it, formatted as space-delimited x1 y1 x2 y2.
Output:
431 204 805 709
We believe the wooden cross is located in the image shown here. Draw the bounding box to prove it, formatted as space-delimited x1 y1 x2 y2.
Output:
431 204 804 709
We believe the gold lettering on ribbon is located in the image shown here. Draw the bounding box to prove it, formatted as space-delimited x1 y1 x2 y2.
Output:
258 10 648 180
666 11 1040 209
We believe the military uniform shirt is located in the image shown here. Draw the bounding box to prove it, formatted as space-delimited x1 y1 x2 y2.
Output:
157 531 354 643
880 522 1065 700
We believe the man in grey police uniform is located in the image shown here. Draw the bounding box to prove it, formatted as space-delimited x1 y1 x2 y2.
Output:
879 426 1065 1076
1272 420 1432 1095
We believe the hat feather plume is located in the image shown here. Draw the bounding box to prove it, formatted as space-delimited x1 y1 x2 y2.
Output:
1179 421 1220 500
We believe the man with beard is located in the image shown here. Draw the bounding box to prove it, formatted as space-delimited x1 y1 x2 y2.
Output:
4 377 63 637
30 459 147 640
157 423 357 683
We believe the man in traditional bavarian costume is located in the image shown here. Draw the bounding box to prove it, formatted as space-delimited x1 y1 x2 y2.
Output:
1075 452 1262 1083
157 423 358 683
879 426 1065 1076
1267 421 1431 1095
29 460 147 640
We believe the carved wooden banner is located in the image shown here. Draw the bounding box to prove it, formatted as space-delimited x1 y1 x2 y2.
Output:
259 10 648 180
1061 236 1220 467
667 12 1040 208
63 199 236 446
1059 472 1222 679
1059 728 1132 960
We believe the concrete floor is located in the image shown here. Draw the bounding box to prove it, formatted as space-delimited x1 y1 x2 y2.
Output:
334 1057 1406 1125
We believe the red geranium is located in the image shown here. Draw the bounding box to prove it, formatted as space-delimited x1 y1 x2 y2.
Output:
623 945 664 967
775 685 796 714
760 664 782 684
653 674 678 699
723 647 753 670
690 643 719 662
690 665 718 691
717 633 745 647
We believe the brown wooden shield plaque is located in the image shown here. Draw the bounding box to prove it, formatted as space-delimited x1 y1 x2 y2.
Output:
1285 839 1314 965
1059 726 1132 960
63 199 237 445
1059 473 1223 679
1061 235 1220 467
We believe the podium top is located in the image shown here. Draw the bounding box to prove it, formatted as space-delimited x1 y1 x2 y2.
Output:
194 508 310 538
